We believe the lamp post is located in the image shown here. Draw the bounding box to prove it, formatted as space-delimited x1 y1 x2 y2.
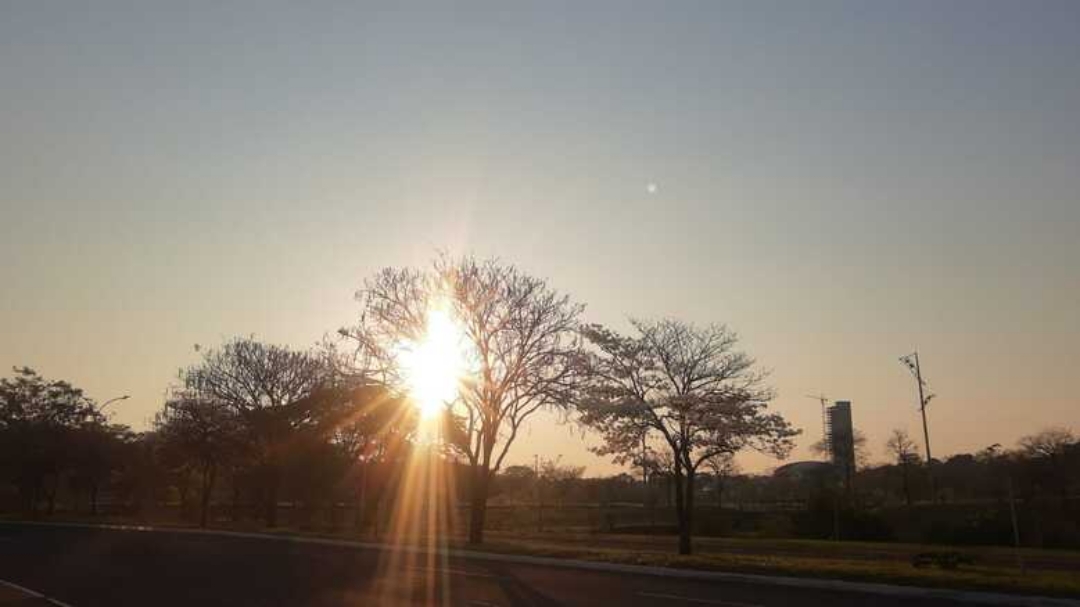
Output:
86 394 127 516
97 394 130 414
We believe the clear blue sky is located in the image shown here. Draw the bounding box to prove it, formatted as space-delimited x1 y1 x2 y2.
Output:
2 1 1078 473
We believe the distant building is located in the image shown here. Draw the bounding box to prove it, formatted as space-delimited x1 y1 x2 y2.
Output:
826 400 856 491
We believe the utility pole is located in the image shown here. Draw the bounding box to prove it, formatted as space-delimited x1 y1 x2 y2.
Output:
900 352 936 499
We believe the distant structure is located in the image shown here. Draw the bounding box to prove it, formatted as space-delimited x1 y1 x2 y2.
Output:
774 460 834 482
825 400 856 491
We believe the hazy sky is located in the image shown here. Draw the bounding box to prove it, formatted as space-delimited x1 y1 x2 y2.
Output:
2 1 1078 474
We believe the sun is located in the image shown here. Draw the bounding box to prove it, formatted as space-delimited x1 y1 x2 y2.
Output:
396 304 469 419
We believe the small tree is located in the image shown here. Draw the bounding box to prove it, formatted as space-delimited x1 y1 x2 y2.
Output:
539 456 585 508
810 429 870 469
703 453 739 508
1019 427 1075 459
579 320 798 555
884 429 920 506
70 421 132 515
1019 427 1076 504
155 389 244 527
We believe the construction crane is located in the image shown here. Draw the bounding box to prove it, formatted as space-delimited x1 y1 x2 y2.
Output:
805 394 831 460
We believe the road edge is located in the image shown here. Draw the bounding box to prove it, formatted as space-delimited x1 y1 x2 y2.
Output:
0 577 75 607
4 520 1077 607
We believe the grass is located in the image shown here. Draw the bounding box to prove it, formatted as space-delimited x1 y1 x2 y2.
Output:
6 514 1079 598
458 533 1080 598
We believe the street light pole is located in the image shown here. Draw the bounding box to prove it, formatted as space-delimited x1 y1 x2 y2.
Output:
96 394 130 415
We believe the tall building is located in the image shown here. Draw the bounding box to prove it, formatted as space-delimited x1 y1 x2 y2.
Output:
825 400 856 491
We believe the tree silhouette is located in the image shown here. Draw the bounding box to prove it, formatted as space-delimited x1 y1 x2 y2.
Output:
0 367 102 514
182 338 331 526
155 390 244 527
343 254 587 544
703 452 739 508
885 429 920 506
1019 427 1077 504
579 320 798 554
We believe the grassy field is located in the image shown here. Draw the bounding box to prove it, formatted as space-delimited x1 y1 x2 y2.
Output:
6 514 1079 598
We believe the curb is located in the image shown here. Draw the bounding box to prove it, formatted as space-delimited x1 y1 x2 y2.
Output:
4 520 1078 606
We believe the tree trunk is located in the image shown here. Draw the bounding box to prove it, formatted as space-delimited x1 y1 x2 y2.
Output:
199 462 216 528
467 466 490 545
682 470 696 555
673 465 691 555
230 470 241 522
715 475 723 509
262 462 281 528
177 474 191 520
45 477 57 516
355 463 369 534
901 464 912 507
90 481 99 516
264 481 279 528
27 485 39 517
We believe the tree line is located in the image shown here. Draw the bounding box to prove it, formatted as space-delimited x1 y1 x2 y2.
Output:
4 254 1074 552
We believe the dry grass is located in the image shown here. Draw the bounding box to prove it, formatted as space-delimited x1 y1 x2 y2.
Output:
460 533 1080 598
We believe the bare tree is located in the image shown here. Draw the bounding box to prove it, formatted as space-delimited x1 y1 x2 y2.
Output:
343 255 586 544
579 320 798 555
703 452 739 508
885 429 920 506
1019 427 1075 459
539 456 586 508
1019 427 1076 504
810 429 871 470
183 338 331 526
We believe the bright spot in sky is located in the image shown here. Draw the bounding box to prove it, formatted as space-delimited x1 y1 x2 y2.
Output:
396 304 469 419
646 182 659 194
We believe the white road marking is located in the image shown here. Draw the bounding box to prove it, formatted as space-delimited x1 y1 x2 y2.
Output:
0 578 76 607
636 591 761 607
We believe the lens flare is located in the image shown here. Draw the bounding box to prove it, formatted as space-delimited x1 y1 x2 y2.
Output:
396 304 468 419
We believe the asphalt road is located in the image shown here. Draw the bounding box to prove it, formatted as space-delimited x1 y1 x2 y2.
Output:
0 523 1038 606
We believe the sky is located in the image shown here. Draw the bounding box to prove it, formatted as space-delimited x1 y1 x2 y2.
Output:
2 1 1078 475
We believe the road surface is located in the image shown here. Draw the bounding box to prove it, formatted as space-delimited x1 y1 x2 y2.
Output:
0 523 1046 606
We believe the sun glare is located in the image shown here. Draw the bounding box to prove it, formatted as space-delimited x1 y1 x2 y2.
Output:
397 304 468 419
